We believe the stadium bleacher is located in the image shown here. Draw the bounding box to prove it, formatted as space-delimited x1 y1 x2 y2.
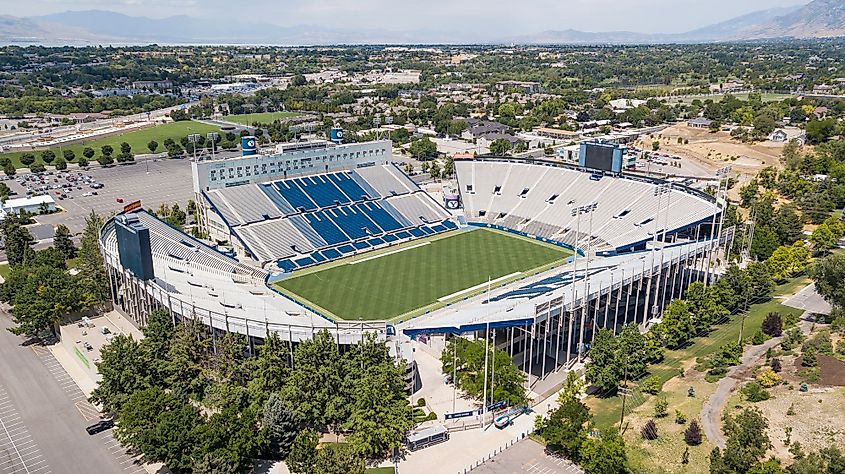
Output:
457 160 716 253
204 164 455 271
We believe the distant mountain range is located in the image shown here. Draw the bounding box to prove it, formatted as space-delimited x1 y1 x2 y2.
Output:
1 0 843 46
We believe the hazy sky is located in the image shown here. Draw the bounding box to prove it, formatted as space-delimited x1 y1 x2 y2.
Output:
4 0 808 34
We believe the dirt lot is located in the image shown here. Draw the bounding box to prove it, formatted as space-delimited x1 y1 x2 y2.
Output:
636 124 787 177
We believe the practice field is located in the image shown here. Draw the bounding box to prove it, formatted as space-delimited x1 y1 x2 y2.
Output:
224 112 300 126
275 228 571 322
0 120 220 168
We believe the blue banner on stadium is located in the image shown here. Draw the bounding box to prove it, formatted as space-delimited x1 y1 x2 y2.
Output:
444 410 476 420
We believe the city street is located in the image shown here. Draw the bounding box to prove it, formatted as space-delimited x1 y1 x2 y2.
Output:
0 311 146 474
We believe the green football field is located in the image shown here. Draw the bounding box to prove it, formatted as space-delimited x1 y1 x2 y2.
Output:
274 228 572 322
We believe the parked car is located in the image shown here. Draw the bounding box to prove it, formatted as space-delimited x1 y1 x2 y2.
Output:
85 419 114 435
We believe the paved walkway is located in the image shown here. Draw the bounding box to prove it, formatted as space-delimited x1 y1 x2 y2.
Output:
700 314 813 449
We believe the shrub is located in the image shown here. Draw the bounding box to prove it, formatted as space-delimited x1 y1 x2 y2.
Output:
675 410 688 425
771 358 782 373
718 342 742 366
684 420 702 445
742 381 771 402
803 332 834 356
762 312 783 337
786 403 796 416
77 157 89 168
640 375 662 395
756 368 781 388
641 420 658 440
751 330 767 345
416 398 427 407
799 367 820 383
781 328 805 351
29 163 45 173
654 397 668 418
802 346 818 367
426 412 438 421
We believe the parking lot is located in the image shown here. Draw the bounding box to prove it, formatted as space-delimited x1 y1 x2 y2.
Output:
0 312 147 474
472 438 582 474
0 384 50 474
5 157 195 237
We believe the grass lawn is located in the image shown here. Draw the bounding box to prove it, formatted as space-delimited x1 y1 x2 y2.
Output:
587 284 807 429
275 228 571 322
365 468 396 474
0 263 9 279
0 120 221 168
223 112 300 126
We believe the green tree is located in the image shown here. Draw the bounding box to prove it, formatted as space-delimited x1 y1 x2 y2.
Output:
767 242 809 282
408 137 437 160
3 162 15 176
262 394 299 460
1 217 35 266
441 336 527 406
585 325 652 393
54 157 67 170
40 150 55 164
82 147 95 159
711 407 771 473
656 300 696 349
537 388 590 461
1 264 81 337
63 149 75 162
53 224 76 260
90 335 153 414
580 428 628 474
115 387 202 473
19 153 35 166
120 142 131 155
282 330 346 429
810 253 845 308
165 319 210 398
101 145 114 157
344 341 414 458
314 443 365 474
286 428 319 474
147 140 159 153
751 225 780 261
810 224 837 253
429 160 441 180
489 138 513 155
77 211 110 304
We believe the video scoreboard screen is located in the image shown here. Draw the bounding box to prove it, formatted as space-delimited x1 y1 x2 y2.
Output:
579 141 624 173
583 143 615 172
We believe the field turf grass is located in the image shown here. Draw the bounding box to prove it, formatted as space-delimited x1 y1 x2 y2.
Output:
275 228 571 322
0 120 220 168
223 112 301 126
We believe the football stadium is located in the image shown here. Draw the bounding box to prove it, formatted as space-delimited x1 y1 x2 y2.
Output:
100 136 729 391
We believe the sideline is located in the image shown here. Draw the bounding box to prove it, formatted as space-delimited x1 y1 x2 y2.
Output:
348 241 431 265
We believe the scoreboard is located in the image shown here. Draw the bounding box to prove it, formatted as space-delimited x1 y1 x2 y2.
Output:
579 141 625 173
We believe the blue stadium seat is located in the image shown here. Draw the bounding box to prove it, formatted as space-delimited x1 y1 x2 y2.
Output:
277 259 297 272
305 211 348 245
297 175 350 207
358 202 403 232
419 226 434 235
311 252 326 263
409 228 425 238
321 248 341 260
395 230 411 239
329 172 370 201
295 256 315 267
367 237 384 246
338 244 356 254
383 234 398 243
353 241 370 250
326 206 380 239
443 220 458 230
431 224 447 233
275 181 318 211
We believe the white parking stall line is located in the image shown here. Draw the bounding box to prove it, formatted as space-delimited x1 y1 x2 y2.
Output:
0 384 49 474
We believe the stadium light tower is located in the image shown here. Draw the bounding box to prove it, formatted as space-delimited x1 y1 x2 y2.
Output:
207 132 219 161
568 202 597 363
187 133 201 162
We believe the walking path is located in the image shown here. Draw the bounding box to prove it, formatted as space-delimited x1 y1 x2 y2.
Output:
700 314 813 449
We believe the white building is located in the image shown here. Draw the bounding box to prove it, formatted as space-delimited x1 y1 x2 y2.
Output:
2 195 56 215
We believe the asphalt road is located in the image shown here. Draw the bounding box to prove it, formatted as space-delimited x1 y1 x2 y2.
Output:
0 311 145 474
